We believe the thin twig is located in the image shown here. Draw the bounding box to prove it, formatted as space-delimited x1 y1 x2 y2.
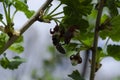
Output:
50 11 63 17
48 3 62 16
90 0 104 80
82 50 90 78
0 0 53 54
2 2 8 24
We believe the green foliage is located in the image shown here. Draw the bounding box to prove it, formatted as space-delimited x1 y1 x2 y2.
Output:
15 35 24 43
0 33 9 54
100 15 120 41
0 54 25 70
9 36 24 53
0 33 24 54
107 44 120 60
105 0 118 17
7 56 25 70
9 43 24 53
115 1 120 7
96 47 106 63
65 43 78 53
62 0 92 16
68 70 84 80
60 0 93 33
13 0 34 18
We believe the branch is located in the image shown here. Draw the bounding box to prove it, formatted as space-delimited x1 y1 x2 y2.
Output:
90 0 104 80
0 0 53 54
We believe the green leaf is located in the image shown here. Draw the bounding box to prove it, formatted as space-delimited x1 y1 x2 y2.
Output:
109 15 120 41
64 43 78 56
100 15 120 41
65 43 78 50
62 1 93 16
59 0 92 7
9 36 24 54
74 31 94 47
0 56 25 70
8 56 26 70
24 10 35 18
13 0 34 18
68 70 84 80
15 36 23 43
62 15 89 32
105 0 118 17
115 1 120 7
107 44 120 60
100 14 109 24
96 47 107 62
0 55 10 69
0 33 9 54
9 43 24 54
111 15 120 26
21 0 27 3
60 0 93 32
